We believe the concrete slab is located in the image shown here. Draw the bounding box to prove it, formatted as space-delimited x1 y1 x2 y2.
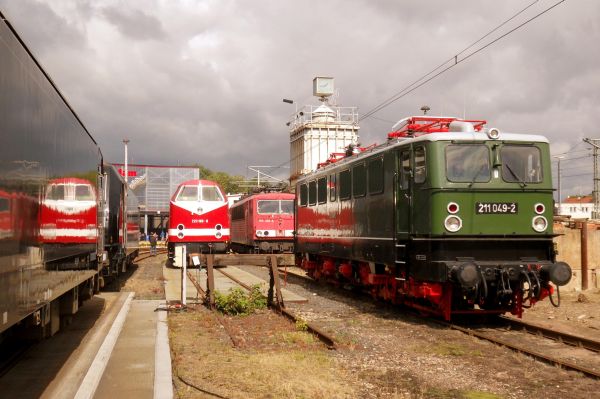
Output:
92 300 163 399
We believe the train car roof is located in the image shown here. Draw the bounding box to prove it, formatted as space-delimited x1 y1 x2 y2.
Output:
298 131 550 181
230 192 295 208
178 179 222 187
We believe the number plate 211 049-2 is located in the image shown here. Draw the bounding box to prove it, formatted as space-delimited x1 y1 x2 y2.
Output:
475 202 518 214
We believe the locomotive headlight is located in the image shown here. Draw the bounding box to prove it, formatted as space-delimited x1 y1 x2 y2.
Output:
532 216 548 232
215 231 222 239
256 230 263 237
215 224 222 231
487 128 500 139
447 202 459 214
444 215 462 232
177 232 184 239
177 224 184 231
534 203 545 214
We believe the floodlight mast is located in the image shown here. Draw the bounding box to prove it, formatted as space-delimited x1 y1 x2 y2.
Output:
583 138 600 219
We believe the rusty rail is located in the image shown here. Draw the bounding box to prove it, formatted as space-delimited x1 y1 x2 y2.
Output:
443 321 600 380
500 316 600 353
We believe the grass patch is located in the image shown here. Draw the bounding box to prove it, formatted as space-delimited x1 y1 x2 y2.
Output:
214 285 266 315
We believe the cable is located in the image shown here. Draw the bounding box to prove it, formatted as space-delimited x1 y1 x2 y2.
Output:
360 0 568 121
361 0 541 121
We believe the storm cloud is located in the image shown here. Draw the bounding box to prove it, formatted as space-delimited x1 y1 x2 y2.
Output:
1 0 598 197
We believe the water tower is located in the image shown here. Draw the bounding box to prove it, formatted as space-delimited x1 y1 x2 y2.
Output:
288 77 359 186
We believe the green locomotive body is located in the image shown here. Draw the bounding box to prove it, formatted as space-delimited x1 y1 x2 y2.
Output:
296 117 571 320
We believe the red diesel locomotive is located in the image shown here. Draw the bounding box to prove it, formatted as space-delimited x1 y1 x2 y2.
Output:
168 179 230 266
230 192 295 253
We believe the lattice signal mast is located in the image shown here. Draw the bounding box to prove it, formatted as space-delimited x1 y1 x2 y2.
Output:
583 138 600 219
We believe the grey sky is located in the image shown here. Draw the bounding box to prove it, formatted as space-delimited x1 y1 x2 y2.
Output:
1 0 598 198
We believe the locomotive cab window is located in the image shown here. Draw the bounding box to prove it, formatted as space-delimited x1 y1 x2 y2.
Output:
329 174 337 201
317 177 327 204
308 181 317 205
280 200 294 214
445 144 491 183
339 169 351 200
177 186 198 201
352 163 366 197
368 157 384 194
201 186 224 202
299 184 308 206
414 146 427 184
257 200 279 214
501 145 542 183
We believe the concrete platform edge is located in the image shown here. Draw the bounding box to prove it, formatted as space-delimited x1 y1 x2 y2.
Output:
73 292 134 399
154 306 173 399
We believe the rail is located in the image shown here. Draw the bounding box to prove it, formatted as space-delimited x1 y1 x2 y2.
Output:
442 321 600 380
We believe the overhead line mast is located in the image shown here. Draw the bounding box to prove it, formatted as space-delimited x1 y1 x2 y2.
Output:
583 138 600 219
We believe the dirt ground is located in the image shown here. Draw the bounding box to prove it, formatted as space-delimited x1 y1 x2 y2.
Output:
165 262 600 398
118 253 166 299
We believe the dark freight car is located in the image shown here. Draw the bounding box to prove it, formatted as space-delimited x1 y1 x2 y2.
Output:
0 11 100 337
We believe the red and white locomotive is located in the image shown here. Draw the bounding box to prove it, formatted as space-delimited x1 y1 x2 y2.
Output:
39 177 97 246
168 179 230 265
230 192 295 253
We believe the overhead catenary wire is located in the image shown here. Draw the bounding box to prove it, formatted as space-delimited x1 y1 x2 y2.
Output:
359 0 568 122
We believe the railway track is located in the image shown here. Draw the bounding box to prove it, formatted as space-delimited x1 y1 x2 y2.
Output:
185 266 337 349
135 248 167 262
442 319 600 380
278 267 600 379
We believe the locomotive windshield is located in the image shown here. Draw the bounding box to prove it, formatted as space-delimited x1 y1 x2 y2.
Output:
501 145 542 183
258 200 294 214
445 144 491 183
75 184 94 201
177 186 198 201
201 186 224 202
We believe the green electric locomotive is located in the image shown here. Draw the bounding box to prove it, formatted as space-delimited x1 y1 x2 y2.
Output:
295 116 571 320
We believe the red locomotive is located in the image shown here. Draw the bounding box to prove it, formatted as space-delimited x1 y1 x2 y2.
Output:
39 178 97 245
230 192 295 253
168 179 230 265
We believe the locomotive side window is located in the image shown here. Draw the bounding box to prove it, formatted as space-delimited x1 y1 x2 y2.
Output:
299 184 308 206
0 197 9 212
339 169 351 200
317 177 327 204
400 151 410 189
368 157 384 195
445 145 491 183
201 186 224 202
501 145 543 183
308 181 317 205
177 186 198 201
329 174 337 201
414 146 427 184
352 163 366 197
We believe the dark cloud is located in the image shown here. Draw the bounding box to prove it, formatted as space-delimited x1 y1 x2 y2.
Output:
0 0 598 196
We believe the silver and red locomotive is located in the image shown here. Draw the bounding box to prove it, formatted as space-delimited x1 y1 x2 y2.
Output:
230 192 295 253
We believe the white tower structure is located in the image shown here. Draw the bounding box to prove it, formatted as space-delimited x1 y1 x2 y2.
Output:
289 77 359 186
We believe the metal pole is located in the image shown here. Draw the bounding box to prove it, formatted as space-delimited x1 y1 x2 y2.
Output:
181 245 187 306
557 157 562 206
583 138 600 219
581 222 588 291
